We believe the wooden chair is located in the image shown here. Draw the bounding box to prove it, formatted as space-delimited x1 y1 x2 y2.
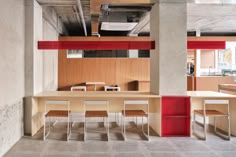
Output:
193 99 230 140
122 100 149 141
44 100 71 141
84 100 109 141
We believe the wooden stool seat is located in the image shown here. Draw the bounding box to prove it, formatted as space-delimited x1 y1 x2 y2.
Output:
194 110 226 116
46 110 70 117
85 111 108 118
122 110 147 117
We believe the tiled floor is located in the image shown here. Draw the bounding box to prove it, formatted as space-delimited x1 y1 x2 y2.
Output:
3 121 236 157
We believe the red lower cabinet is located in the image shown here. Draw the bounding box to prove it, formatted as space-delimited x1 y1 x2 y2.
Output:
161 96 191 137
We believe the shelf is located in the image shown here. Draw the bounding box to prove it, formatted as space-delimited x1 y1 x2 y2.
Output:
162 96 190 116
162 115 190 118
161 96 191 137
162 117 190 137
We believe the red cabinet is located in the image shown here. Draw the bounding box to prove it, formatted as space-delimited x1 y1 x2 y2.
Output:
161 96 191 137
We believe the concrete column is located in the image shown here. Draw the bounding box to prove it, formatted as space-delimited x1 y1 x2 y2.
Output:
150 0 187 95
25 0 43 96
24 0 43 135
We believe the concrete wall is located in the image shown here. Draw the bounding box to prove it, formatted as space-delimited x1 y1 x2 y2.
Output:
0 0 25 156
0 0 62 155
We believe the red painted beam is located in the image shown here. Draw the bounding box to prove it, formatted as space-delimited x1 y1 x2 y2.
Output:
38 41 155 50
187 41 226 49
38 40 226 50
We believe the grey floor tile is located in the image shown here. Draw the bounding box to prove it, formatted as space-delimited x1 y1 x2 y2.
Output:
114 152 145 157
205 141 236 151
112 141 140 152
217 151 236 157
151 152 183 157
45 140 79 153
9 138 46 153
143 141 176 151
171 140 210 151
79 153 112 157
81 142 110 152
4 152 41 157
182 152 219 157
42 154 75 157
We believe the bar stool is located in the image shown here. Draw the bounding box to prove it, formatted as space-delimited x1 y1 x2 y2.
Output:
43 100 71 141
104 85 120 125
121 100 149 141
84 100 109 141
71 86 86 127
193 99 230 140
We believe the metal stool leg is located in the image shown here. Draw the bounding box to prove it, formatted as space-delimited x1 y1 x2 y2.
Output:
43 116 46 141
84 117 86 141
203 116 207 140
107 116 109 141
124 116 126 141
228 115 231 140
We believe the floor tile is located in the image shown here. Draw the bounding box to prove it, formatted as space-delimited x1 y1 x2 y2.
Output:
182 152 219 157
79 153 112 157
114 152 145 157
150 152 183 157
112 141 140 152
216 151 236 157
81 142 110 152
45 140 79 153
171 140 210 151
143 140 176 151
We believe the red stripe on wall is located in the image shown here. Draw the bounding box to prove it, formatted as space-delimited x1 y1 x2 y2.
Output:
187 41 226 49
38 41 155 50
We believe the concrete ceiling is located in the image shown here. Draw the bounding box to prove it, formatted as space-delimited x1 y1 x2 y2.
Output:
37 0 236 36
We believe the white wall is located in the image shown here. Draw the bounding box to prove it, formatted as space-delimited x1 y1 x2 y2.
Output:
42 18 59 91
0 0 25 156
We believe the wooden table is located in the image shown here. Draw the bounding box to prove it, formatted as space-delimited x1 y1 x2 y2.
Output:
187 91 236 136
30 91 236 137
31 91 160 136
218 84 236 92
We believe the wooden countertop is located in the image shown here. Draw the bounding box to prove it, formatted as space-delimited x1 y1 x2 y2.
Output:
187 91 236 98
34 91 236 99
34 91 160 98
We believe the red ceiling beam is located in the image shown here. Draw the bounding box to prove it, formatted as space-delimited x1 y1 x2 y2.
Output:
38 40 226 50
38 41 155 50
187 41 226 49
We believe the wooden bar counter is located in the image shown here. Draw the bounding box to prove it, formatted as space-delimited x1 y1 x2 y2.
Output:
31 91 161 136
31 91 236 137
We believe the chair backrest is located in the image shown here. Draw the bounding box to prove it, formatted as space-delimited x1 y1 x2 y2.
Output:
45 100 70 113
124 100 149 105
204 100 229 105
124 100 149 112
203 99 230 114
84 100 109 112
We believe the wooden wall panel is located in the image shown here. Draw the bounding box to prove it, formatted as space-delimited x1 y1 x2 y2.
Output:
58 51 150 91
